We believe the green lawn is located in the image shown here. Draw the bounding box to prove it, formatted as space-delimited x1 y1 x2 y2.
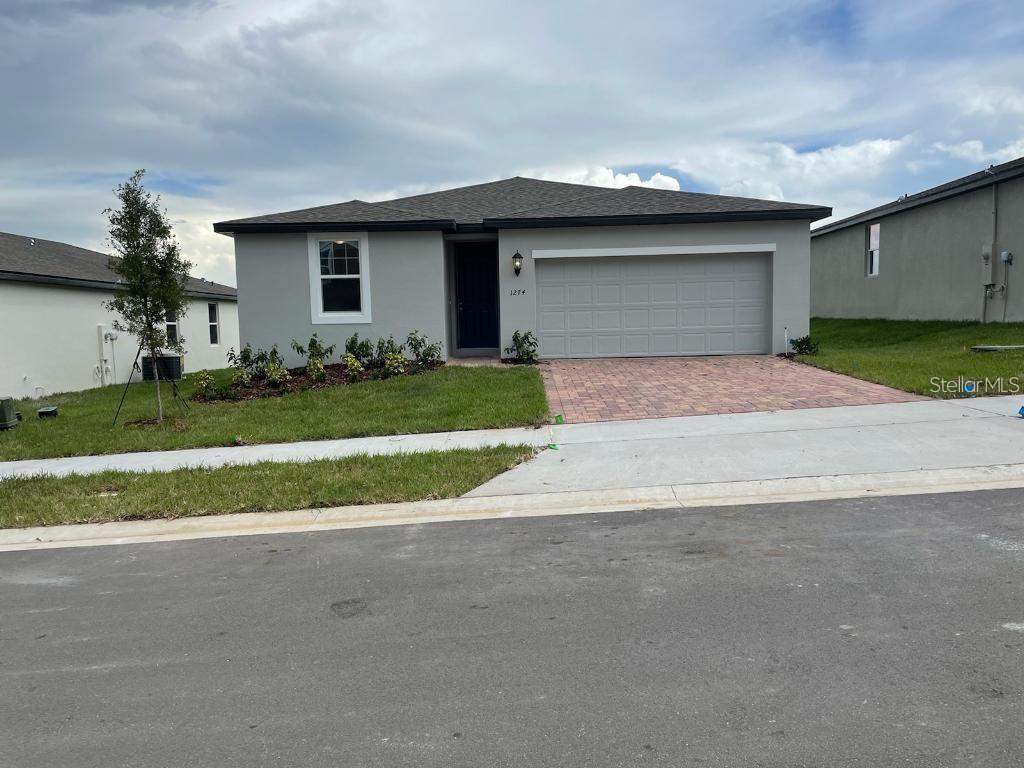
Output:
799 318 1024 397
0 446 534 528
0 366 548 461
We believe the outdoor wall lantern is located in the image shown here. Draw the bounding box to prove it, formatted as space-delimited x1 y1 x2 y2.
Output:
512 251 523 276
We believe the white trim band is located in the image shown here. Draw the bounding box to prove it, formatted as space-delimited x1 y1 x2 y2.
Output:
531 243 777 259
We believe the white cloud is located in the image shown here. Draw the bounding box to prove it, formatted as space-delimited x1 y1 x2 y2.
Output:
932 138 1024 165
1 0 1023 276
532 167 680 191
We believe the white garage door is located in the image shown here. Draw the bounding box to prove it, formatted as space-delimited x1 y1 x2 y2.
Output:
536 252 771 358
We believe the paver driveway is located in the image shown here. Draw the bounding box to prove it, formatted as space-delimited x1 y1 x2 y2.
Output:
542 355 922 423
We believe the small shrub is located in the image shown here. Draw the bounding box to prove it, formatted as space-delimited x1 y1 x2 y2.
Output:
381 351 406 378
227 343 284 382
344 333 374 366
342 353 364 383
190 369 216 398
406 330 442 371
370 336 405 370
230 367 252 388
306 357 327 382
504 330 539 364
292 333 336 381
791 335 820 355
264 361 291 388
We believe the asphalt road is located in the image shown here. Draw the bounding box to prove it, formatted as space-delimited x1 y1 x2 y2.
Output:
2 490 1024 767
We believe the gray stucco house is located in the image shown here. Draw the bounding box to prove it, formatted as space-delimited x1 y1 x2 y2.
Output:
811 156 1024 322
214 177 830 363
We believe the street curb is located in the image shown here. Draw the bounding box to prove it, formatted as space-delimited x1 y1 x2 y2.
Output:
3 463 1024 552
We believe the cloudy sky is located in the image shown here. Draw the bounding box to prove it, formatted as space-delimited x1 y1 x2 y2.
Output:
1 0 1022 286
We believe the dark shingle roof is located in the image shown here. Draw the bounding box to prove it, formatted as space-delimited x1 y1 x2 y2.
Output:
0 231 237 300
214 176 831 234
813 155 1024 237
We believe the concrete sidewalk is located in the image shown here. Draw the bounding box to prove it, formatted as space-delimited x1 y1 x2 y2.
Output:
0 426 552 480
1 395 1021 483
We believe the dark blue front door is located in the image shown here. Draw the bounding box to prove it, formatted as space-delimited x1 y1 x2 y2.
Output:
454 243 499 350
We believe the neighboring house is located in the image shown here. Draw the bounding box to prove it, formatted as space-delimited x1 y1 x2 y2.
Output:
0 231 239 398
811 156 1024 322
214 177 829 363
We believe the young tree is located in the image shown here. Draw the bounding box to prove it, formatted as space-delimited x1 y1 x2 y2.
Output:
104 170 192 423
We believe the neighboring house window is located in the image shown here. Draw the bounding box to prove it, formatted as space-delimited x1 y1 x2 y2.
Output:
208 303 220 345
866 222 880 277
307 232 372 324
166 313 179 344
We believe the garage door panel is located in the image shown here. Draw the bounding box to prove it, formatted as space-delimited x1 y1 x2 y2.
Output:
567 285 593 305
708 281 735 300
678 282 705 302
735 305 766 325
652 308 678 328
536 252 771 358
568 310 593 330
594 310 621 329
651 283 677 303
680 307 705 326
623 284 650 303
595 284 621 303
623 309 650 329
624 335 650 354
653 334 680 354
595 336 622 355
539 285 565 306
539 311 566 331
568 335 594 355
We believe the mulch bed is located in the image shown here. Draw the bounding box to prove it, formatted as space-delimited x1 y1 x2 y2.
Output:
193 361 443 403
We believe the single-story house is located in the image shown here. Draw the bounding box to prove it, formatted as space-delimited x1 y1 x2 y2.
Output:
811 155 1024 322
0 231 239 398
214 177 830 363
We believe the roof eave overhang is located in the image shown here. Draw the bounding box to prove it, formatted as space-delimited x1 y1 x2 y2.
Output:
0 271 237 301
812 163 1024 237
484 209 832 229
213 219 457 235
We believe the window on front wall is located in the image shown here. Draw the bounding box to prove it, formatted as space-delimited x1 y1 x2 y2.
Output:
208 303 220 345
866 222 880 277
319 239 362 312
307 233 371 324
166 313 178 344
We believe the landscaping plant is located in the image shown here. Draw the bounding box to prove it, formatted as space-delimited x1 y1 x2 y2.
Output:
291 333 337 382
190 370 217 399
104 169 192 423
342 353 365 382
344 333 374 366
504 330 539 364
370 336 405 370
381 352 406 378
790 334 820 355
406 330 443 371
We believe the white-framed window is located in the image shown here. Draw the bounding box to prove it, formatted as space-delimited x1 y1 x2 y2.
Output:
307 232 372 324
166 313 179 344
866 222 880 277
208 303 220 345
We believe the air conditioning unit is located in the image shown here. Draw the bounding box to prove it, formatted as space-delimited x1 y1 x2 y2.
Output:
0 397 18 430
141 354 183 381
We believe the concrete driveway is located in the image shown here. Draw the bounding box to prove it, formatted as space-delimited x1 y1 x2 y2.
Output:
3 489 1023 767
542 355 920 423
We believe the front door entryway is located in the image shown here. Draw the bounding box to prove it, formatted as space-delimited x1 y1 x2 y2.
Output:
453 242 499 353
